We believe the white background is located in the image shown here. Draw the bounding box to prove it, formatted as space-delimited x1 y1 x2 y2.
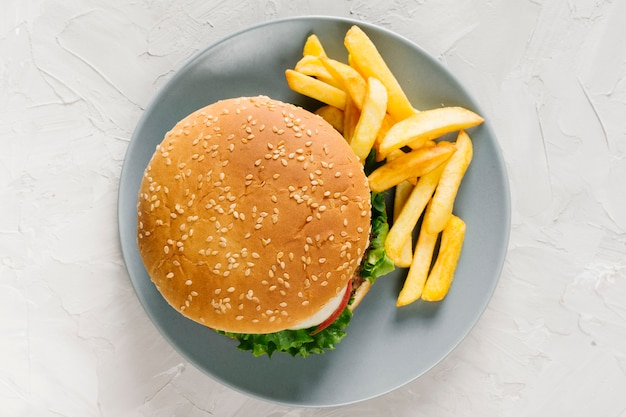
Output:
2 0 625 416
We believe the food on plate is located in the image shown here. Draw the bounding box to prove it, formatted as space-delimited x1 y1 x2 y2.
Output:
343 25 414 121
396 226 438 306
421 215 466 301
422 130 473 234
376 106 483 160
367 142 456 192
349 77 388 162
314 105 344 133
386 164 445 267
286 25 484 305
294 56 340 88
390 180 414 268
136 96 394 357
285 69 346 110
319 56 368 109
302 33 327 57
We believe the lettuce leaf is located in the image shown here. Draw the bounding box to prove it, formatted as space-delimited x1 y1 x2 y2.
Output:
361 149 395 283
218 307 352 357
360 190 395 283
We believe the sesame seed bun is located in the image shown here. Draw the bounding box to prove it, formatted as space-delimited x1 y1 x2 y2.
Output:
137 96 371 334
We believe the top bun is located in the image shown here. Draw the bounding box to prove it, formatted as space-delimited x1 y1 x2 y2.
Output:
136 96 371 334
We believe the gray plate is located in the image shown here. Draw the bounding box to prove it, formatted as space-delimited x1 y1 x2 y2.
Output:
118 16 510 407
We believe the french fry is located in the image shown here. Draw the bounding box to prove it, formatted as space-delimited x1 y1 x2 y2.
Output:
396 227 439 306
350 77 388 161
421 215 466 301
315 105 344 134
294 55 342 88
344 25 415 121
302 34 327 57
384 147 418 184
342 94 360 143
367 141 456 192
285 69 347 110
373 114 395 156
320 57 368 109
377 107 483 160
423 130 473 234
385 163 445 265
391 180 415 268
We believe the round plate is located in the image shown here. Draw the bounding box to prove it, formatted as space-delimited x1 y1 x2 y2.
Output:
118 16 510 407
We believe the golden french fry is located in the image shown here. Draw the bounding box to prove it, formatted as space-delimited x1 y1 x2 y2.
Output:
385 148 408 161
344 25 414 121
403 139 438 184
350 77 388 161
385 148 414 186
421 215 466 301
367 141 456 192
285 69 346 110
342 94 360 143
315 105 344 134
391 180 415 268
347 53 360 73
294 55 342 88
423 131 473 234
396 226 439 306
319 57 368 109
385 163 445 265
303 34 327 57
377 107 483 160
373 114 395 156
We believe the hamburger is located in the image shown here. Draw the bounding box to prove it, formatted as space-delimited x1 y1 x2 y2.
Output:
137 96 393 357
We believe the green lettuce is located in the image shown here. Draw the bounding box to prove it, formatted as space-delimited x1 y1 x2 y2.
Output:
360 190 396 283
361 149 395 282
218 307 352 358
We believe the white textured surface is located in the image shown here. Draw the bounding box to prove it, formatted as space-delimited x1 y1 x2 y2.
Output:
2 0 625 415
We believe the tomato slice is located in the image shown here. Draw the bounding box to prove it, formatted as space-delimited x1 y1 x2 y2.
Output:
310 280 352 335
